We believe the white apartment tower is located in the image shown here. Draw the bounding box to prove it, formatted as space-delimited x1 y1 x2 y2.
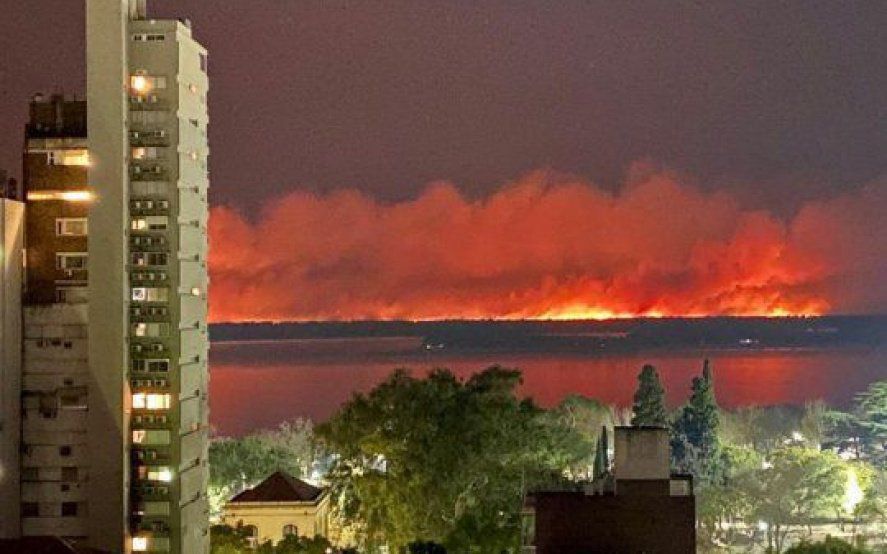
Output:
87 0 210 552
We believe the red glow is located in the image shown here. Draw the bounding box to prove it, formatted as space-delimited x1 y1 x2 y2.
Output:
208 170 885 322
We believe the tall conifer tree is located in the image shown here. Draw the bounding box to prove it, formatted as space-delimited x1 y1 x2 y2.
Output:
631 364 668 427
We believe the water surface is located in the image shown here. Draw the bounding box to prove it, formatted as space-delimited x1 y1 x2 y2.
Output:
209 337 885 435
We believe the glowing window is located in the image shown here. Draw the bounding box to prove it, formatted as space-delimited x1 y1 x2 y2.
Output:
147 466 173 482
132 147 158 160
131 75 166 93
46 149 89 166
132 393 170 411
132 537 148 551
27 190 93 202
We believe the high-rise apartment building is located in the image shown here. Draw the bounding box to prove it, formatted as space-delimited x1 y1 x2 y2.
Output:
16 93 91 542
87 1 210 552
0 1 208 549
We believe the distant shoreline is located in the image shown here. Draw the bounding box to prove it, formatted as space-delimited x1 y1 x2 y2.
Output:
208 316 887 353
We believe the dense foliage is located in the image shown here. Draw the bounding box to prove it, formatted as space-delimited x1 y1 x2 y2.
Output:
316 366 587 552
209 419 319 515
208 367 886 553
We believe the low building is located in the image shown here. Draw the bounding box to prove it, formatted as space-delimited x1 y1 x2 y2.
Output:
523 426 695 554
221 471 335 547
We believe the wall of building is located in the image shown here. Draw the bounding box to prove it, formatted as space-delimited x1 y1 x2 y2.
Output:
530 492 696 554
0 200 24 538
613 426 670 481
19 304 89 541
221 497 332 547
86 0 131 550
125 15 210 554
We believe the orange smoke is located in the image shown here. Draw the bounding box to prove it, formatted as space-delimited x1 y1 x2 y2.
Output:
208 170 886 322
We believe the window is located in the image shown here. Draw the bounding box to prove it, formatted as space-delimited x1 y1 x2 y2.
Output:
56 252 88 271
138 465 173 482
131 215 168 231
61 502 78 517
59 391 87 410
132 147 159 160
199 53 208 72
132 537 148 552
46 149 89 166
139 501 170 516
283 524 297 536
21 503 39 517
130 74 167 93
59 445 72 457
132 358 170 373
132 252 168 267
132 429 171 446
56 218 88 236
132 393 171 410
132 322 170 338
22 467 39 481
132 287 168 302
56 286 88 304
62 467 78 481
133 33 165 42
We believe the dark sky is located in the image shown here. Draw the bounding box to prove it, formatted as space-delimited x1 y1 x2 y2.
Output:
1 1 884 213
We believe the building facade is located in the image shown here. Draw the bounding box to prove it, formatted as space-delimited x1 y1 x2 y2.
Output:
221 472 336 548
17 94 91 541
524 427 695 554
0 198 24 538
87 1 210 552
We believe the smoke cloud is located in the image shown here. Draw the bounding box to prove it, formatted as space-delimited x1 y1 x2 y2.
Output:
208 170 886 322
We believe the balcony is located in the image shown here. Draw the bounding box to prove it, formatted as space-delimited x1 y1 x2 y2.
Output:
129 95 170 111
130 165 169 182
130 129 171 147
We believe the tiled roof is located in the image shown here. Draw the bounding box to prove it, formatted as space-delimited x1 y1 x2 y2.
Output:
230 471 324 503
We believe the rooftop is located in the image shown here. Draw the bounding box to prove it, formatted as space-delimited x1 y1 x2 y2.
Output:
230 471 324 504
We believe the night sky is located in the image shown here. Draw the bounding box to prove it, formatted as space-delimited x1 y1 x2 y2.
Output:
2 1 885 320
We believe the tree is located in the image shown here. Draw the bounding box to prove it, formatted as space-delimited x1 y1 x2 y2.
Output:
695 443 761 550
317 366 585 552
631 364 668 427
784 536 873 554
209 419 318 516
672 359 721 483
209 524 251 554
744 447 849 553
275 534 335 554
855 381 887 467
549 395 610 479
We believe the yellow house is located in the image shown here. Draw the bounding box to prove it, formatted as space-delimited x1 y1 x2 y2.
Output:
221 471 335 547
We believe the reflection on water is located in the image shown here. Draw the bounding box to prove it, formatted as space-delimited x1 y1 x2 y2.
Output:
209 338 886 435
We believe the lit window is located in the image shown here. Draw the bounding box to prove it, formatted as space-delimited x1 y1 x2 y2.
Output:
27 190 93 202
132 323 169 338
132 147 158 160
131 75 166 94
144 466 173 482
46 149 89 166
191 287 201 297
132 393 170 410
188 84 199 94
56 218 88 236
132 537 148 551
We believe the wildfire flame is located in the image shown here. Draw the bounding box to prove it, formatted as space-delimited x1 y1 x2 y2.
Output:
208 170 884 322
